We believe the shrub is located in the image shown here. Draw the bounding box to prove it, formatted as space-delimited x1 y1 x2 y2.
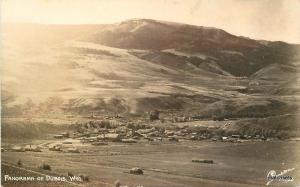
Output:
39 163 51 171
17 159 22 167
67 172 74 177
129 167 143 175
277 131 290 140
79 174 89 182
149 110 159 121
114 180 121 187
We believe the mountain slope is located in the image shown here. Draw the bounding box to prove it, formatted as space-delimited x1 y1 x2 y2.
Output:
1 19 300 121
84 19 300 76
86 19 261 51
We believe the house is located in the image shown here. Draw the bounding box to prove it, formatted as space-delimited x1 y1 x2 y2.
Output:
137 128 156 135
168 136 179 142
98 133 121 142
105 133 121 141
24 145 42 152
192 159 214 164
231 134 241 139
222 136 228 141
130 168 143 175
49 144 62 151
54 135 64 139
165 130 174 136
249 81 260 86
121 138 137 143
148 131 160 137
173 116 187 122
11 146 25 152
62 132 70 138
91 142 108 146
85 137 98 142
62 139 73 144
67 147 80 153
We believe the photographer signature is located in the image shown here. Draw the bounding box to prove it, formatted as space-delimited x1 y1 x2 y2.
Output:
266 168 295 186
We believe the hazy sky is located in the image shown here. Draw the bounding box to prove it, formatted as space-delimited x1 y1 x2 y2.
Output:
1 0 300 43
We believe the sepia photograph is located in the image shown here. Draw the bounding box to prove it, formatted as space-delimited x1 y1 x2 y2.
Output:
1 0 300 186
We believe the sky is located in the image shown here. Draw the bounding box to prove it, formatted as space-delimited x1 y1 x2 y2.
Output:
1 0 300 43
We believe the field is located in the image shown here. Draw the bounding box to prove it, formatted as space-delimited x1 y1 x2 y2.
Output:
2 139 300 187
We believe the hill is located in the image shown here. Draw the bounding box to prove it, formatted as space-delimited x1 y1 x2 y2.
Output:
1 19 300 136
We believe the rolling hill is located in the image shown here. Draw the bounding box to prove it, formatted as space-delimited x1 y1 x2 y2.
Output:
1 19 300 128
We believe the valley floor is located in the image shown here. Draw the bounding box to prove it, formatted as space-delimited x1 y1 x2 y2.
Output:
2 140 300 187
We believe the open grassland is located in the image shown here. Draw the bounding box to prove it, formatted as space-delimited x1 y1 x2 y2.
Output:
2 140 300 187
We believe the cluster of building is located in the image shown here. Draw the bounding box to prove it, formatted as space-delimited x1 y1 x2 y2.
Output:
51 119 272 145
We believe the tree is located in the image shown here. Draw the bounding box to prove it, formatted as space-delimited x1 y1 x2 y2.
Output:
149 110 160 121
